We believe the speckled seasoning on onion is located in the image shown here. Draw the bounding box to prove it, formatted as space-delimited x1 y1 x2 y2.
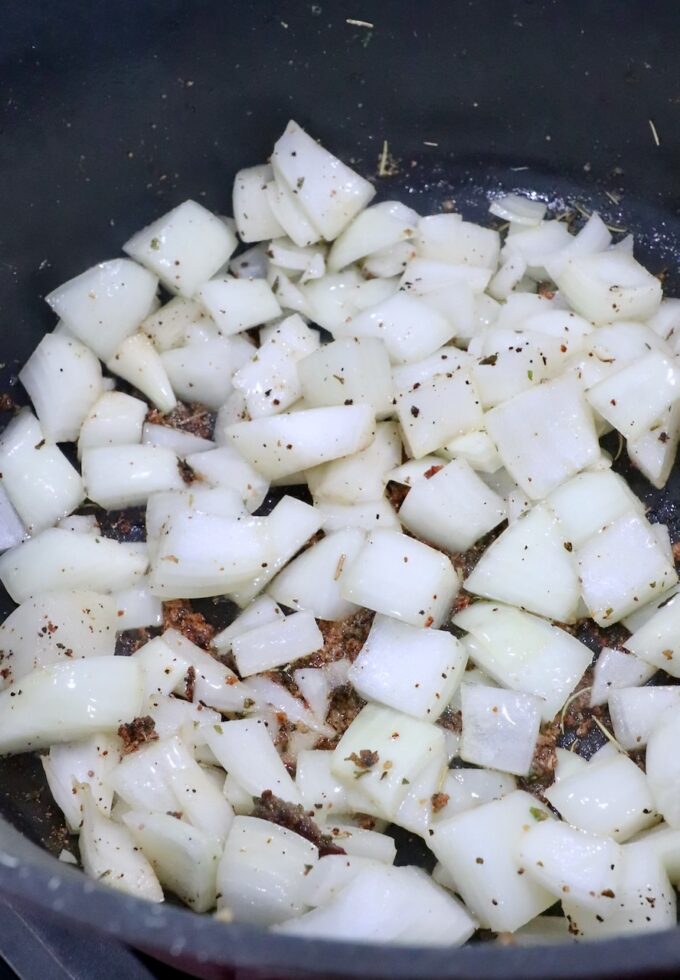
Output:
1 119 680 945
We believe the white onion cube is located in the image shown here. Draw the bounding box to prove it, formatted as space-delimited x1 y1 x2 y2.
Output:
206 719 301 804
0 410 84 534
297 337 394 418
624 590 680 676
453 602 590 721
460 685 542 776
331 704 445 819
519 820 622 909
78 391 147 457
609 687 680 750
0 528 148 602
232 610 322 676
545 752 658 842
464 503 580 623
590 646 655 707
349 292 455 364
271 120 375 241
341 529 460 628
276 864 475 946
19 333 103 442
196 276 281 336
587 350 680 441
429 791 555 932
46 258 158 361
124 200 237 298
82 445 184 510
399 459 506 553
0 657 143 755
225 405 376 481
233 164 285 242
547 469 644 550
577 512 677 626
267 527 365 621
217 815 317 925
106 332 176 413
485 376 600 500
328 200 418 272
348 614 466 720
396 369 483 459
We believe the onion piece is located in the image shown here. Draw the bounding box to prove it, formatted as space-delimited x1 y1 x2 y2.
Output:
460 685 542 776
184 446 269 513
41 733 120 830
0 484 25 552
0 590 116 691
552 250 662 324
19 333 103 442
149 512 271 599
297 337 394 419
416 214 500 269
562 840 676 939
267 528 365 621
488 193 546 227
590 646 656 706
196 276 281 336
485 375 601 500
229 496 323 607
160 338 236 411
609 687 680 750
465 503 580 623
0 529 148 602
429 791 554 933
212 595 283 654
438 769 517 818
207 719 302 804
232 610 323 677
340 528 460 629
331 704 446 820
225 405 376 481
306 421 401 505
348 292 455 365
587 350 680 442
142 296 211 351
80 787 163 902
576 511 677 626
454 601 590 721
217 815 318 925
82 445 184 510
0 409 85 534
124 200 237 298
233 164 285 242
518 820 622 910
113 581 163 630
314 498 401 533
106 332 176 413
0 656 143 755
123 810 221 912
45 258 158 361
396 369 484 459
78 391 148 458
271 120 375 241
142 422 214 456
327 200 418 272
399 458 506 553
624 590 680 675
348 614 467 721
544 752 657 842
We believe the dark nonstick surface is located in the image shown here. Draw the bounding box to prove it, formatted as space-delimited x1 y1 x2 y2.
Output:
2 1 680 976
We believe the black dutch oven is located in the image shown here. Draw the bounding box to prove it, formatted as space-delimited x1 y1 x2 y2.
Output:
1 1 680 976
